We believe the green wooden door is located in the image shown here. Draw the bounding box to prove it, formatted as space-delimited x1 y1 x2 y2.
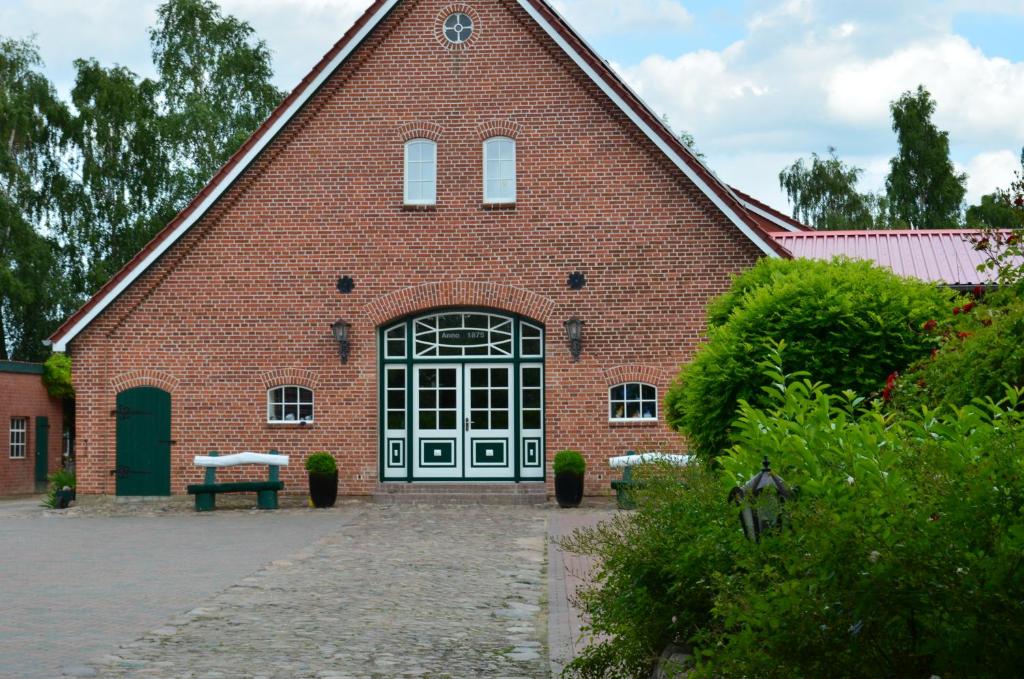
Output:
34 416 49 486
115 387 171 496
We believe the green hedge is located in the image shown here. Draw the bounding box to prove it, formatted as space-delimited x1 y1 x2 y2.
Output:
553 450 586 476
304 452 337 475
665 258 956 460
562 350 1024 677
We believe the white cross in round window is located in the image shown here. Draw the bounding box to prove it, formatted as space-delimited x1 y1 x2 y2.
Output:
443 12 474 44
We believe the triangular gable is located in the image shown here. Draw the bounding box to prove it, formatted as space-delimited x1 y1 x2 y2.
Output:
49 0 785 352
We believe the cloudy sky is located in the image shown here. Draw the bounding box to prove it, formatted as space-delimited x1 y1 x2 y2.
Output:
3 0 1023 211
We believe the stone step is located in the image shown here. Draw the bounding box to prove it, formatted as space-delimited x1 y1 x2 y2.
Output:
373 482 549 506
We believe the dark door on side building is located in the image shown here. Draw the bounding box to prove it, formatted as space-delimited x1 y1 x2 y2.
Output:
34 416 49 489
115 387 171 496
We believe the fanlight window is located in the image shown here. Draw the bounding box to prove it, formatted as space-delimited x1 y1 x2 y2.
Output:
414 312 514 358
609 383 658 421
267 386 314 423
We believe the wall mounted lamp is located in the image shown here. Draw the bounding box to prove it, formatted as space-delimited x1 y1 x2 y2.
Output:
564 317 584 362
331 320 352 363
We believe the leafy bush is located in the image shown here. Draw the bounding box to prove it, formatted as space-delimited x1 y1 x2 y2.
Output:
304 452 337 475
563 350 1024 678
42 353 74 399
894 296 1024 410
553 450 586 476
665 257 957 460
41 469 76 509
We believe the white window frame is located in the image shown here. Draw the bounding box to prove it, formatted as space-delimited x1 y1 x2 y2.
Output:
267 386 315 424
9 417 27 459
483 137 516 204
609 383 658 422
404 138 437 205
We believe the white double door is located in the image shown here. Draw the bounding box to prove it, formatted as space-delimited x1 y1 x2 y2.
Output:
412 364 514 479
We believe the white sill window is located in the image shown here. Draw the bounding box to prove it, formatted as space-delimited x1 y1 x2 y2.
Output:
609 383 658 422
267 386 314 424
483 137 516 204
404 139 437 206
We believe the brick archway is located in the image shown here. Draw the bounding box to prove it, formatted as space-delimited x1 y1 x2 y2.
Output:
110 369 180 394
363 282 556 327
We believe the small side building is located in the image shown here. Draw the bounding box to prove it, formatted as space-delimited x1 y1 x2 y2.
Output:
0 361 64 495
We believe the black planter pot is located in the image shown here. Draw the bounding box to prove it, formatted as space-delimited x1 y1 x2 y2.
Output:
555 472 584 508
308 471 338 508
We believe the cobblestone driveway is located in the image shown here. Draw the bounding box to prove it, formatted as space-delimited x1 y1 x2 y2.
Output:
82 503 549 678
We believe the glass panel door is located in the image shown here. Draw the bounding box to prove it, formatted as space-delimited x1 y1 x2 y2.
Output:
413 366 462 478
464 365 514 479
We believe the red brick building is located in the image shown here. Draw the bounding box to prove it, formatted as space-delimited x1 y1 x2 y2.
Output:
1 362 63 495
48 0 793 499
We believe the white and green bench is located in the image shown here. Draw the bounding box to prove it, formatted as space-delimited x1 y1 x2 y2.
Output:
186 451 289 511
609 452 690 509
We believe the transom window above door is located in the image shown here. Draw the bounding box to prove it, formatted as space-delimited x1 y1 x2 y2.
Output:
413 312 516 358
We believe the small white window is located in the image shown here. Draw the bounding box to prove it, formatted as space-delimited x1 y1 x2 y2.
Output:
9 417 26 459
483 137 516 203
267 386 314 424
404 139 437 205
609 383 658 421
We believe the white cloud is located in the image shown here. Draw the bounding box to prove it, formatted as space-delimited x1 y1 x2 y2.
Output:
550 0 693 36
827 35 1024 143
964 150 1021 203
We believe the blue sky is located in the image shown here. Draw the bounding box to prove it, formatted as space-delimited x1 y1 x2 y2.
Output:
3 0 1023 213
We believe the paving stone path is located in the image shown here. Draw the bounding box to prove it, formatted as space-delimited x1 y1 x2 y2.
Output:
83 503 550 678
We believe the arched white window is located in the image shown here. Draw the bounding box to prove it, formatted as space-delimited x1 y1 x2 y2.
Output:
483 137 516 203
609 383 658 421
267 386 314 424
404 139 437 205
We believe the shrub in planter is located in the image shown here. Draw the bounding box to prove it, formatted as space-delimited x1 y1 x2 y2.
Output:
305 452 338 508
553 450 586 508
41 469 76 509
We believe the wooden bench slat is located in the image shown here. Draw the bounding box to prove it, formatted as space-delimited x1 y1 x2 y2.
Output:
187 481 284 494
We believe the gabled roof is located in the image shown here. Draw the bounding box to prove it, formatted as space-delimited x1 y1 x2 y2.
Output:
49 0 785 352
771 229 1020 286
730 186 811 232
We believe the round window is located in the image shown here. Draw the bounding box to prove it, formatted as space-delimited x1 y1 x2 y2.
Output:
443 12 474 44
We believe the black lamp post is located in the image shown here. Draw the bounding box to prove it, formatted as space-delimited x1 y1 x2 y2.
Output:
728 456 792 542
330 320 351 363
564 317 584 362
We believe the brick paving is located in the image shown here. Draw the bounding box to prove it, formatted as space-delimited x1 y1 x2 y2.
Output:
1 497 614 679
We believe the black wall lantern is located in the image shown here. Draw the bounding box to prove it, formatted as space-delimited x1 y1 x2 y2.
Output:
331 320 352 363
564 317 584 362
728 456 792 542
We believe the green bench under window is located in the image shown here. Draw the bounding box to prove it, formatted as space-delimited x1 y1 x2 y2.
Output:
186 450 288 511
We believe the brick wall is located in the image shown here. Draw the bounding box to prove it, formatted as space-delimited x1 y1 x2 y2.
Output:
0 370 64 495
67 0 763 496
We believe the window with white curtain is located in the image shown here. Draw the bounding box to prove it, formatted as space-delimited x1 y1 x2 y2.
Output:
483 137 516 203
267 386 314 424
404 139 437 205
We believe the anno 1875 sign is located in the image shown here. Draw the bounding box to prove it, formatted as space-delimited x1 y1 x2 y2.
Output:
439 329 488 344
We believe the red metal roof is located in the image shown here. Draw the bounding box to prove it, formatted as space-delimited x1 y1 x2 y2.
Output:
771 230 1020 286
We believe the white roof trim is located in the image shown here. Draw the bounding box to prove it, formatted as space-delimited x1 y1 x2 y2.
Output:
736 198 802 232
52 0 401 352
52 0 777 352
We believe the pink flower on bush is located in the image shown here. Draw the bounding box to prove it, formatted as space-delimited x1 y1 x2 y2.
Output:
922 319 938 332
958 331 972 340
953 306 962 315
963 302 976 314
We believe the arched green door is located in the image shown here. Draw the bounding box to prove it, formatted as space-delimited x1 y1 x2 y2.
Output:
115 387 171 496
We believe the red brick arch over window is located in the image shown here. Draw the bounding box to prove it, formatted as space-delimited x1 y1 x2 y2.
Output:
601 365 671 387
364 282 556 327
396 121 444 143
260 368 321 390
110 369 180 394
476 119 523 141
